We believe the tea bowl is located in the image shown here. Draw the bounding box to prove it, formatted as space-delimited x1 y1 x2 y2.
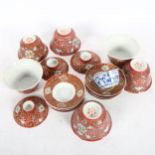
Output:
41 57 69 80
44 73 85 111
71 50 101 73
50 27 81 56
13 96 49 128
85 63 126 99
71 100 112 141
18 35 48 61
104 34 139 67
123 59 152 93
4 59 43 93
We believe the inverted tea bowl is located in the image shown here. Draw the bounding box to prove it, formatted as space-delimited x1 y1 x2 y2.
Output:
71 100 112 141
50 27 81 56
123 58 152 93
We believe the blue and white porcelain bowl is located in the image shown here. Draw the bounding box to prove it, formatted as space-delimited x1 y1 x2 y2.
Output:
85 63 126 99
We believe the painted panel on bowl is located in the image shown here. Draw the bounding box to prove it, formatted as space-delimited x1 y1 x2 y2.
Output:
93 69 119 89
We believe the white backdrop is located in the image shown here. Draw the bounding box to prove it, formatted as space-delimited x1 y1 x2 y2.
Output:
0 0 155 155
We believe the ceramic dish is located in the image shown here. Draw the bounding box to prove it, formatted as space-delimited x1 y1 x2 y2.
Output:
85 63 126 99
44 73 85 111
13 96 49 128
71 50 101 73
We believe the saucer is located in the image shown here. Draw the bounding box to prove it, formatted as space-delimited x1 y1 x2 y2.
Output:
41 57 69 80
71 100 112 141
44 73 85 111
71 50 101 73
18 35 48 61
85 63 126 99
50 27 81 56
86 86 121 99
13 96 49 128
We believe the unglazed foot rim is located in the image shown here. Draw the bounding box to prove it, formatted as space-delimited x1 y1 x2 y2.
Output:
46 58 59 68
130 59 148 72
83 101 102 120
23 101 35 112
80 51 92 61
22 35 37 44
57 27 72 36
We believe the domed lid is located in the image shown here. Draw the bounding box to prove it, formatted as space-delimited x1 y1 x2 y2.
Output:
13 96 48 128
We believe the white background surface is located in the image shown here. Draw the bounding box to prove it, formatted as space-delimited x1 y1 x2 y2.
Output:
0 0 155 155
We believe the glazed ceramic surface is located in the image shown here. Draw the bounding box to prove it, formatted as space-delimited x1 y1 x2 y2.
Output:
50 27 81 56
85 63 126 99
71 100 112 141
104 34 139 67
13 96 48 128
18 35 48 61
71 50 101 73
44 73 85 111
41 57 69 80
123 59 152 93
4 59 43 93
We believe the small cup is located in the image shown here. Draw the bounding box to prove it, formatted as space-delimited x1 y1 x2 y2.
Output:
4 59 43 93
104 34 139 67
71 100 112 141
71 50 101 73
41 57 69 80
18 35 48 61
123 59 152 93
50 27 81 56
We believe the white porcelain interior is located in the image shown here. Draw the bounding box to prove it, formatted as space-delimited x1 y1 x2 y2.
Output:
83 101 102 119
105 34 139 60
57 27 72 35
22 35 36 44
23 100 35 112
52 82 76 102
4 59 43 91
46 58 59 68
130 59 147 72
80 51 92 61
